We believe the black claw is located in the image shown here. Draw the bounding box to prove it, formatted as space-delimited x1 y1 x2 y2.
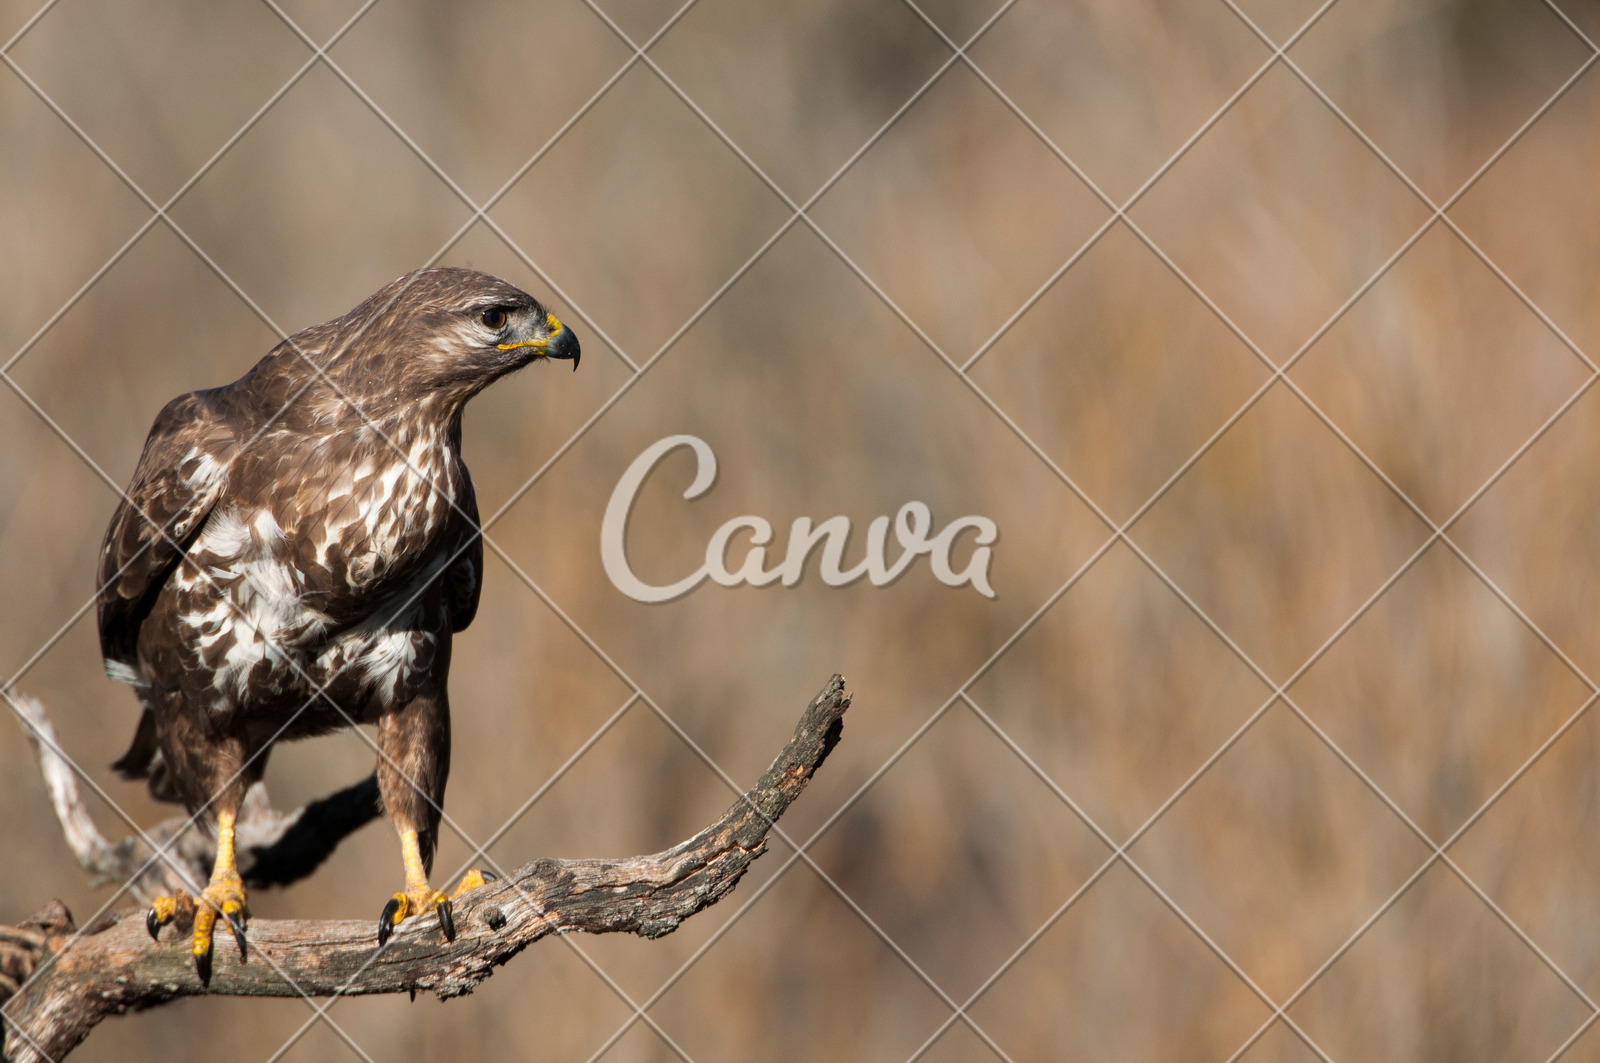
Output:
194 947 212 987
481 869 500 883
227 912 248 962
146 908 161 941
438 899 456 943
378 898 400 947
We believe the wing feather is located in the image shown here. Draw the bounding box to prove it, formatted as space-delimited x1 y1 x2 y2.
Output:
445 465 483 633
97 390 235 674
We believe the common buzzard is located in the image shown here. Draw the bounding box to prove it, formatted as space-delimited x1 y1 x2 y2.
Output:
97 267 579 980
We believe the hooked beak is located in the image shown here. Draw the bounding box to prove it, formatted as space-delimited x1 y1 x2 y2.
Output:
546 316 580 370
499 313 580 371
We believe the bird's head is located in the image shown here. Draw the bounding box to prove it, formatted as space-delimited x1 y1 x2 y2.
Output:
313 267 580 407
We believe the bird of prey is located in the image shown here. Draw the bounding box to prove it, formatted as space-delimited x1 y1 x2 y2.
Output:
97 267 579 981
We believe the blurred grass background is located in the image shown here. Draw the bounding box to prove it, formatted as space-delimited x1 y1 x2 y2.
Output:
3 0 1600 1060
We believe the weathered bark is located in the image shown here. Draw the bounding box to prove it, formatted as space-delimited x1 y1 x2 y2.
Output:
1 675 850 1063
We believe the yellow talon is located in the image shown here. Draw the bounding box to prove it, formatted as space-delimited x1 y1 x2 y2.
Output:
146 893 190 940
158 810 249 985
387 892 413 925
377 831 456 946
192 906 216 958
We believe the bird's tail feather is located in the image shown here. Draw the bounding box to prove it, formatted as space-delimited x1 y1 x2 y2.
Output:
111 708 158 780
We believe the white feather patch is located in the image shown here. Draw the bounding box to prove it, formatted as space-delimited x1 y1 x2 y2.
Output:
105 658 148 687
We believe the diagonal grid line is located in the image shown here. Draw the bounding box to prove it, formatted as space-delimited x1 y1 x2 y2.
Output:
524 2 1363 1056
3 2 1062 1056
944 0 1600 831
236 4 1600 1061
221 2 1040 1055
22 11 829 1056
1 2 984 1053
0 387 670 1062
257 0 642 374
0 95 656 1063
0 0 63 54
505 14 1071 1050
2 0 723 603
0 692 383 1063
0 221 617 982
0 0 385 377
912 1 1600 1054
2 0 673 910
885 368 1600 1062
383 4 1067 1049
947 682 1600 1063
0 0 460 712
246 691 644 1063
1218 0 1599 373
558 0 1600 1057
573 534 1130 1063
1545 0 1600 52
0 327 538 919
910 0 1345 374
5 37 604 601
546 27 1598 1063
0 0 704 699
6 0 1593 1056
1549 1014 1600 1063
560 0 1582 1054
3 0 952 722
464 529 1020 1061
423 0 1017 577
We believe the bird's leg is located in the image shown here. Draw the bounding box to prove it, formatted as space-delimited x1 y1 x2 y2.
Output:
142 715 255 984
378 827 454 946
373 688 461 945
376 832 501 945
191 809 249 981
146 809 248 984
373 685 501 945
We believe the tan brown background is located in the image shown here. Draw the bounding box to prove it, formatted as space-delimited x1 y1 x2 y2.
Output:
4 0 1600 1059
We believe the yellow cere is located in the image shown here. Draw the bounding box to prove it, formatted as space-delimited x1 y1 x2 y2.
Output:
497 314 564 352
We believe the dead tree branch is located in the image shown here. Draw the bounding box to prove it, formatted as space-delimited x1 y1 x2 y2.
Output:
1 676 849 1063
8 694 382 906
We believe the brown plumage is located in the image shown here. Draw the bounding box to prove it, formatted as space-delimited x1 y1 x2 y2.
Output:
97 266 578 975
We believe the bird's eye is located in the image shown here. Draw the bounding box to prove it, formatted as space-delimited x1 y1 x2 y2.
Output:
479 307 508 330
